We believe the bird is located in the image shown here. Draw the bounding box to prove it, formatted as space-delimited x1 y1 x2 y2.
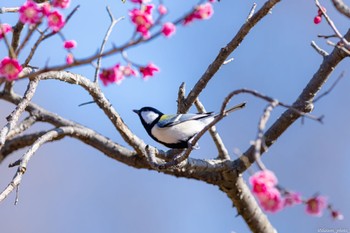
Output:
133 102 246 149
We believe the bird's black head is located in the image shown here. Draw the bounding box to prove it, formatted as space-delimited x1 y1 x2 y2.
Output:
133 107 164 127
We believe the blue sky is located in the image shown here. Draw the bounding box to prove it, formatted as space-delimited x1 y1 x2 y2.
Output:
0 0 350 232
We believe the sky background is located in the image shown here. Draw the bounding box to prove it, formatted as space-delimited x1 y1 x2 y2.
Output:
0 0 350 232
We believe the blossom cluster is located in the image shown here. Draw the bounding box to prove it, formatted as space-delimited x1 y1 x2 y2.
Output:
249 170 343 219
99 63 159 86
19 0 68 32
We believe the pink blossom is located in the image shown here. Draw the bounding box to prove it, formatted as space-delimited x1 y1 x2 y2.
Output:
158 5 167 15
0 24 12 39
184 3 214 25
161 22 176 38
194 3 214 19
40 3 51 16
249 170 278 195
52 0 71 9
283 192 302 207
258 188 284 213
130 0 143 3
306 196 327 217
129 5 154 38
66 53 74 64
63 40 77 49
119 64 138 77
139 63 159 79
19 0 41 25
47 10 65 32
331 210 344 220
0 57 23 81
99 66 124 86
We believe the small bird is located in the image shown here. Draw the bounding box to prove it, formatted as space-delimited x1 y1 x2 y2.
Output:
133 102 246 149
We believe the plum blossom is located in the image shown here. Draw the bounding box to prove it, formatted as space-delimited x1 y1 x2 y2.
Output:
283 192 302 207
331 210 344 220
305 196 327 217
184 3 214 25
19 0 41 25
118 64 138 77
66 53 74 64
0 57 23 81
161 22 176 38
139 63 159 79
99 66 124 86
63 40 77 49
249 170 278 195
258 188 284 213
47 10 65 32
129 5 154 38
158 5 167 15
52 0 71 9
40 3 51 16
0 24 12 39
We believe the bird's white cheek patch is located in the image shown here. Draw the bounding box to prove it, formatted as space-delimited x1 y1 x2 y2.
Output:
141 111 159 124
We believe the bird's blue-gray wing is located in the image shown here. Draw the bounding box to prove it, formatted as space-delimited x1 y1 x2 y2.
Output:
157 113 213 128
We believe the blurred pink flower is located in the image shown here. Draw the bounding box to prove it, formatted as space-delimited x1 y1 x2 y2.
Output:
47 10 65 32
258 188 284 213
158 5 167 15
0 24 12 39
19 0 41 24
119 64 138 77
52 0 71 9
139 63 159 79
249 170 278 195
63 40 77 49
306 196 327 217
40 3 51 16
129 5 154 38
66 53 74 64
99 66 124 86
161 22 176 38
184 3 214 25
331 210 344 220
283 192 302 207
0 57 23 81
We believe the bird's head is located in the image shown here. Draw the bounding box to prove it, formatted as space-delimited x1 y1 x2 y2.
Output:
133 107 164 126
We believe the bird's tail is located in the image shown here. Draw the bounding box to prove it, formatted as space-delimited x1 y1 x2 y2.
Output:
225 102 246 114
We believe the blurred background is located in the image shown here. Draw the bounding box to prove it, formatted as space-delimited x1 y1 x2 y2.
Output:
0 0 349 232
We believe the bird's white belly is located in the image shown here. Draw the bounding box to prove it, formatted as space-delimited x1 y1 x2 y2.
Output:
151 120 208 144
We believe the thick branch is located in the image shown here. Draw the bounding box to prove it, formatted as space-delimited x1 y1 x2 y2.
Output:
232 29 350 174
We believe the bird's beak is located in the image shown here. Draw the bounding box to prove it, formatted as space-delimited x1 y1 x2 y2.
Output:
133 109 139 114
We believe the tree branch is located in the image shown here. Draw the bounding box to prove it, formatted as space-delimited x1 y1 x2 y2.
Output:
178 0 281 113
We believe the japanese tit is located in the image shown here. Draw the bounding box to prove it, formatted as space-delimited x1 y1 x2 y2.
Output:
133 102 246 149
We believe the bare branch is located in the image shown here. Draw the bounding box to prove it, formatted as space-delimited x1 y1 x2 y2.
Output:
253 101 278 170
94 7 125 83
232 29 350 174
194 98 230 160
178 0 281 113
246 3 258 21
314 71 345 102
331 0 350 18
6 115 38 139
315 0 350 47
311 40 329 57
0 78 39 148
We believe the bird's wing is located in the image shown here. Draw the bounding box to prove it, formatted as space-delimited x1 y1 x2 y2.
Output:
157 112 214 128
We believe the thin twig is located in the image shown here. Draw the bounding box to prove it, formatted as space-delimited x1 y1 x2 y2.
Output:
194 98 230 160
94 7 125 83
253 101 278 170
246 3 257 21
0 78 40 148
315 0 350 46
0 127 75 203
6 115 38 139
311 41 329 57
314 71 345 102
